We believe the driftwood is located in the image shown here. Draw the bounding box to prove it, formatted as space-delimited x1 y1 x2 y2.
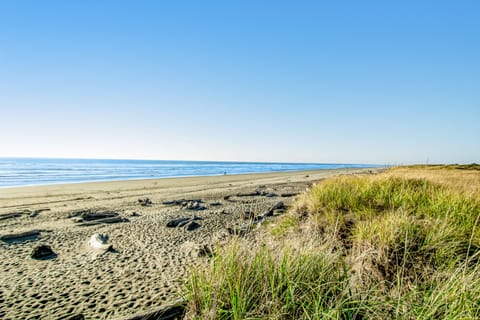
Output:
264 201 286 216
166 216 202 231
78 217 129 226
0 229 43 243
162 199 206 210
235 191 260 197
223 195 234 202
280 192 300 197
223 191 277 202
162 199 202 206
210 202 222 206
162 199 186 205
238 190 280 197
69 210 119 221
0 212 22 221
69 210 126 226
166 217 191 228
228 202 288 237
0 208 51 221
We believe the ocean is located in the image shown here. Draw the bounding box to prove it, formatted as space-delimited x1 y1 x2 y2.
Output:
0 158 378 188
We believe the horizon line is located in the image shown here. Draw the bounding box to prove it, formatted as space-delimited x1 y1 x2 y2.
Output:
0 156 384 166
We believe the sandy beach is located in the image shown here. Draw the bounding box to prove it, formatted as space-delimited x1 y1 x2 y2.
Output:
0 168 376 319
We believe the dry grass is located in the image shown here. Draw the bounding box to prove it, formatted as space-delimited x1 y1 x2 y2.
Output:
387 165 480 197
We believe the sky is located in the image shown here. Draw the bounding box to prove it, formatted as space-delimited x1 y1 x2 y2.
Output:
0 1 479 165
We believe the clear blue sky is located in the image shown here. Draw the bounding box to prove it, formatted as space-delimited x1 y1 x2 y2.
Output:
1 1 478 164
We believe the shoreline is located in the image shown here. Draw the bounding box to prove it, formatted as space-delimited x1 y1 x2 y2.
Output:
0 168 377 199
0 167 380 319
0 165 381 190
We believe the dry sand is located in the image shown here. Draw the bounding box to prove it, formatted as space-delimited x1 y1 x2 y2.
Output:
0 168 377 319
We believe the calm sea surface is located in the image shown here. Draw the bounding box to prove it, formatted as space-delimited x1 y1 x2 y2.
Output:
0 158 379 188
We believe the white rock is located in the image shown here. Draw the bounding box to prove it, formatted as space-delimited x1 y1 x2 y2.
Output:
88 233 111 250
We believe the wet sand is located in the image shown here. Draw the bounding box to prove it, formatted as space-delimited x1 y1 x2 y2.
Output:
0 168 376 319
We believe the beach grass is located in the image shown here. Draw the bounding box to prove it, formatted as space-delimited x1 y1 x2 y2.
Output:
183 166 480 319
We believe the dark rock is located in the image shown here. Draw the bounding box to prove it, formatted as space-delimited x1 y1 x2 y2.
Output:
123 302 186 320
131 212 140 217
166 217 191 228
138 198 152 206
186 221 201 231
31 244 56 260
